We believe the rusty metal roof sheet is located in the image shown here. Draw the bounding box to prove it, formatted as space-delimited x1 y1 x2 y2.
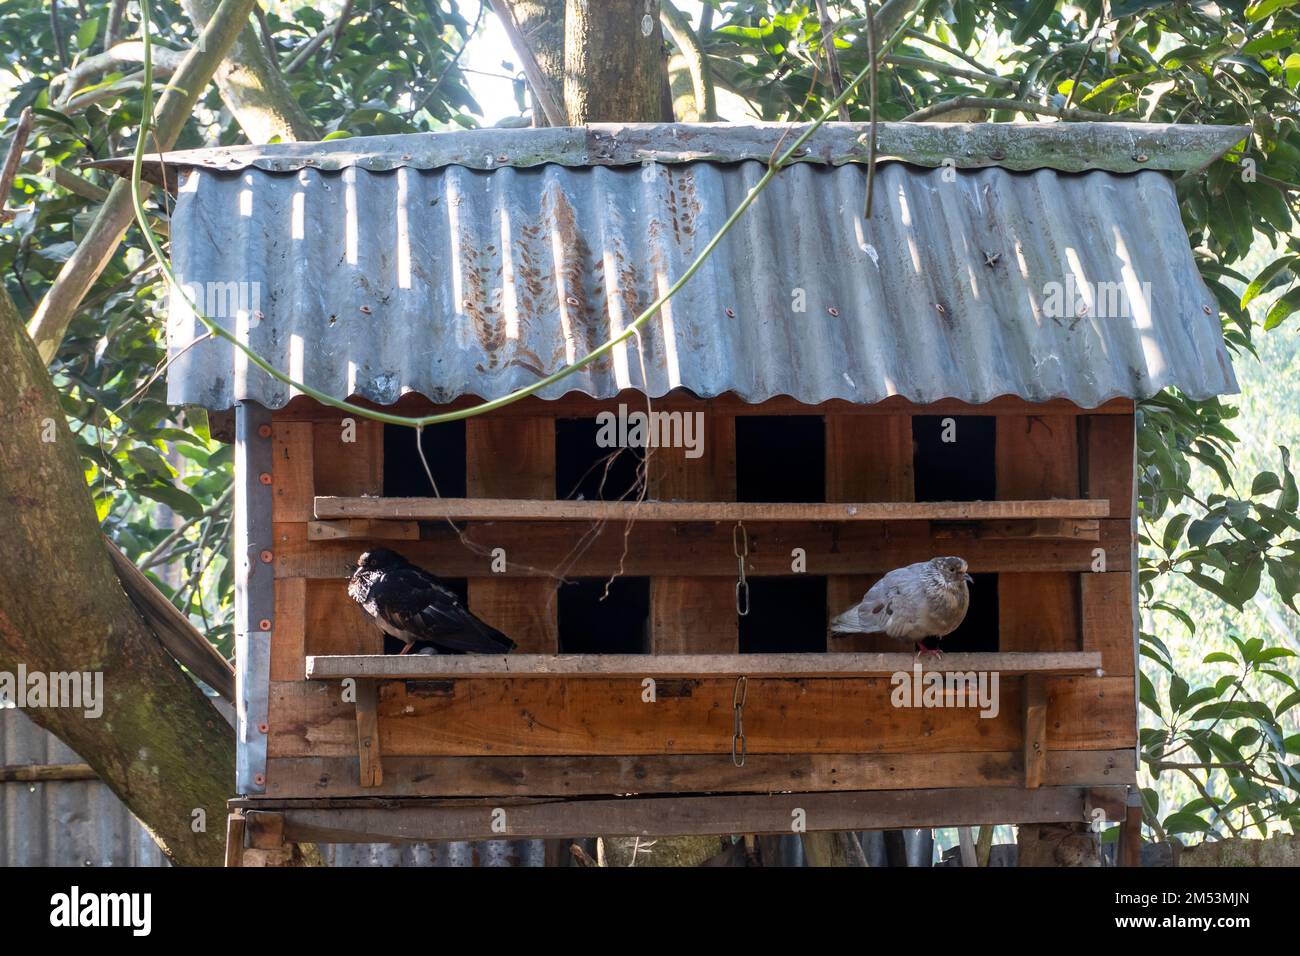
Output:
163 124 1239 410
107 122 1247 182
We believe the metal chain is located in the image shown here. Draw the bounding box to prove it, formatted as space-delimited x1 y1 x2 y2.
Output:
731 675 748 766
733 521 750 616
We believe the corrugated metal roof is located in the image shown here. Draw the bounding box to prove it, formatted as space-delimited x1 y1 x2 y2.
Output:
164 125 1238 411
104 122 1247 182
1 708 169 867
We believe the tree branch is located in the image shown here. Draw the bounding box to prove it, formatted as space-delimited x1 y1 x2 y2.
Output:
26 0 265 364
660 0 718 121
904 95 1120 122
490 0 567 126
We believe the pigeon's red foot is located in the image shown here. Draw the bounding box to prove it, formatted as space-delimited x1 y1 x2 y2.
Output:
914 643 944 660
398 642 413 655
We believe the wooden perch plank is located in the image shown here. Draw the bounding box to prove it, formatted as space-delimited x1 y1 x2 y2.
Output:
315 497 1110 522
0 762 97 783
308 519 419 541
307 651 1103 680
276 517 1134 578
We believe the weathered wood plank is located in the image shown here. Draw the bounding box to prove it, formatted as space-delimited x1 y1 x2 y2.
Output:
466 416 558 653
1084 414 1135 520
305 578 381 658
316 496 1110 521
267 674 1132 758
1024 674 1048 788
826 412 912 653
270 577 306 681
1081 571 1135 677
999 572 1080 653
650 412 737 654
275 518 1135 578
308 519 420 541
354 679 382 788
996 415 1080 500
272 422 315 522
306 650 1102 679
313 417 383 498
275 785 1111 842
262 749 1137 798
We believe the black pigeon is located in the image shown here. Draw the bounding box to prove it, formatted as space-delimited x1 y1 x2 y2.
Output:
347 548 517 655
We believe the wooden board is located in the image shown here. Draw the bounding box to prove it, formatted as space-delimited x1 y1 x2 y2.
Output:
316 496 1110 521
998 572 1081 652
996 415 1080 499
1082 572 1135 677
262 749 1137 798
1084 414 1135 520
270 578 306 681
313 417 382 498
272 422 315 522
274 518 1134 579
826 412 912 652
304 579 381 659
650 412 737 654
307 651 1103 679
466 416 558 653
267 674 1133 758
273 786 1112 841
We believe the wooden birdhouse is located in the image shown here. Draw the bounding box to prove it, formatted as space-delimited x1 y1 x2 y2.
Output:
139 122 1243 859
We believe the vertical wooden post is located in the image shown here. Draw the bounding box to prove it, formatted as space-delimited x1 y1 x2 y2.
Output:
649 410 737 653
225 812 247 868
466 416 558 651
825 413 913 652
1118 788 1143 867
354 678 382 788
1023 673 1048 789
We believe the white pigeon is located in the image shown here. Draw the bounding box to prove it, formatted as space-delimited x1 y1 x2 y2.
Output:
829 556 972 658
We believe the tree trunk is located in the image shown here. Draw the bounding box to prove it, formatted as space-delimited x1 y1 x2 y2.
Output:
0 288 234 866
494 0 566 126
181 0 318 143
564 0 670 123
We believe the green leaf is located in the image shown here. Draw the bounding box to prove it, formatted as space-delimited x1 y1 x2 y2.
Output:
1252 471 1281 495
1012 0 1058 43
1264 287 1300 330
1242 256 1298 309
136 484 203 520
1162 513 1191 551
1163 810 1213 835
1246 0 1298 21
76 18 99 50
1187 512 1228 547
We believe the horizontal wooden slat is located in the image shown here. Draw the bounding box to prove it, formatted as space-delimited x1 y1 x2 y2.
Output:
262 749 1136 798
309 519 420 541
267 675 1134 757
316 496 1110 522
275 518 1133 578
271 786 1113 841
307 651 1103 680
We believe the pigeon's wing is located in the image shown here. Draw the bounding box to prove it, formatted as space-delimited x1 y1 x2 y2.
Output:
372 566 516 653
859 566 931 640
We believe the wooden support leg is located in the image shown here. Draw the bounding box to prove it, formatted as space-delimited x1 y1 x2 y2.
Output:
355 678 383 787
1023 674 1047 788
225 812 247 868
1118 788 1143 867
